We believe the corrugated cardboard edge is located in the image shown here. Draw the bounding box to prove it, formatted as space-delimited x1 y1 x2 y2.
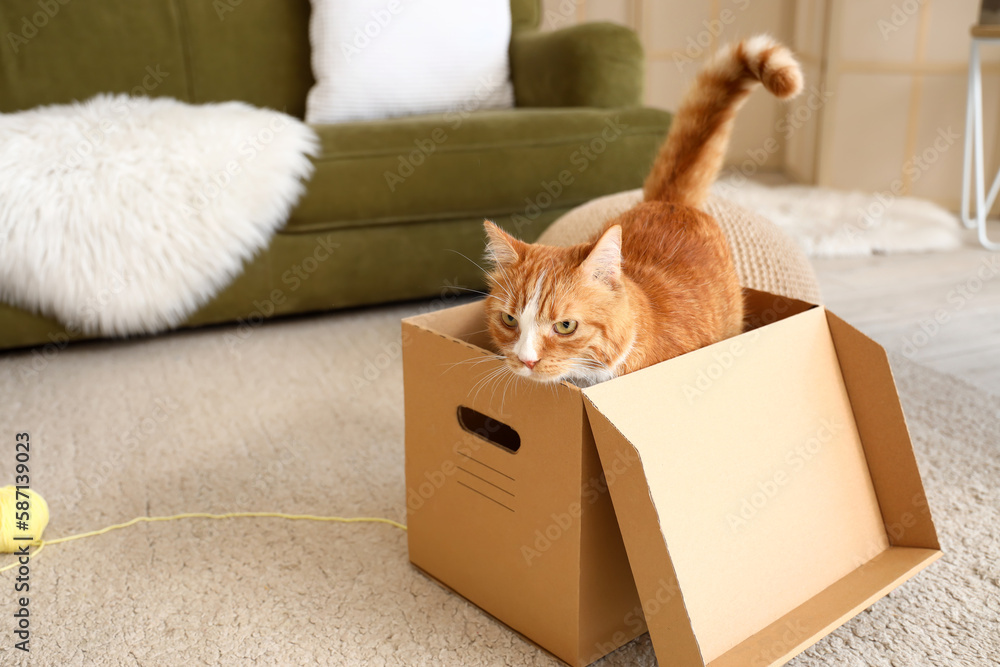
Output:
575 414 648 666
402 302 497 360
582 397 707 667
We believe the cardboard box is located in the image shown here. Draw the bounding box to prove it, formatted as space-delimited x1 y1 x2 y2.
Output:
402 289 941 667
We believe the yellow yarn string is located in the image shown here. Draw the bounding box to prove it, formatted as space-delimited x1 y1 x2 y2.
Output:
0 486 406 574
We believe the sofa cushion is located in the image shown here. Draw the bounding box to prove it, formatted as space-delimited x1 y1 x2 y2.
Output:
0 0 313 115
286 106 671 233
0 0 537 116
305 0 515 124
178 0 314 118
0 0 190 113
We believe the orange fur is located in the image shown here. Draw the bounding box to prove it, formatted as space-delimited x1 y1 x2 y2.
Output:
484 36 803 386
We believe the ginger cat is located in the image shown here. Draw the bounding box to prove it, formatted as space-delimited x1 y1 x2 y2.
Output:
483 36 803 386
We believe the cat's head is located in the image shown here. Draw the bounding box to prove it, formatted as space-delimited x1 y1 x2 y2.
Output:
482 221 633 385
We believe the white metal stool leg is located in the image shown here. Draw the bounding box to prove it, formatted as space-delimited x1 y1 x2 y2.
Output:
962 42 977 230
964 39 1000 250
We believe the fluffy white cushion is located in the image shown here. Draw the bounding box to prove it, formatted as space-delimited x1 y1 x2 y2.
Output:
306 0 515 123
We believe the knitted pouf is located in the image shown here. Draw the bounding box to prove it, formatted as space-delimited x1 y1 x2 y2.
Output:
537 189 822 304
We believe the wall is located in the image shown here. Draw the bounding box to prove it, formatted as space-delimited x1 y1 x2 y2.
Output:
800 0 990 212
541 0 988 212
540 0 798 169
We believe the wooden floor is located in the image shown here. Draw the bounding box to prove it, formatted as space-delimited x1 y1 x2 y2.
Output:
812 222 1000 394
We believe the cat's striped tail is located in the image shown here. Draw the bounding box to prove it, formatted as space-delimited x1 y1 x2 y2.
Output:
643 35 803 208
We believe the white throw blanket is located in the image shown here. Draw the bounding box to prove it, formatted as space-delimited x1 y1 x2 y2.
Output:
713 177 963 257
0 94 319 336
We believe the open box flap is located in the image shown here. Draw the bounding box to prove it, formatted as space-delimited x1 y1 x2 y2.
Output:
582 307 901 665
823 311 940 550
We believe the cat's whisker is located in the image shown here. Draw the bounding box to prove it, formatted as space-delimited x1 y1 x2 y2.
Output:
487 255 517 302
445 249 515 302
446 286 504 303
470 364 505 394
568 357 607 371
485 276 514 305
501 368 522 414
485 367 506 407
467 364 499 395
488 279 515 305
447 285 488 296
470 365 508 404
579 353 610 367
445 248 490 275
493 258 516 294
442 354 505 373
469 373 500 406
444 356 488 368
498 371 511 414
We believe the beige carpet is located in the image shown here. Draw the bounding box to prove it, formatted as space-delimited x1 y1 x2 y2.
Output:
0 299 997 666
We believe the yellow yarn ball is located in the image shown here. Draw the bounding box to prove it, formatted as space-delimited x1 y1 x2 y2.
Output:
0 486 49 553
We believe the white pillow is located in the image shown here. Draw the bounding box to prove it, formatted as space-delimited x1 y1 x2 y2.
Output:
306 0 515 124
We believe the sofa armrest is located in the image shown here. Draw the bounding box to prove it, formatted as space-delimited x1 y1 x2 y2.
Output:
509 23 644 108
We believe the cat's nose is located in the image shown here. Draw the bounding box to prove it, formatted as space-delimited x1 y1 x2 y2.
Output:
521 358 537 370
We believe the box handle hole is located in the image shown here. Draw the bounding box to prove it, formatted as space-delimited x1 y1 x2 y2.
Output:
457 406 521 453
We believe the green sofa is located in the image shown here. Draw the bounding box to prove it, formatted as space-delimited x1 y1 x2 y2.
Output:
0 0 671 350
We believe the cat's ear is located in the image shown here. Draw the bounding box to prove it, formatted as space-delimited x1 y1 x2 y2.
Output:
483 220 522 265
580 225 622 287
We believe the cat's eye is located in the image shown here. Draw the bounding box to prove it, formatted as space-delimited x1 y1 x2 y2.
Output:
500 312 518 328
554 320 578 335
